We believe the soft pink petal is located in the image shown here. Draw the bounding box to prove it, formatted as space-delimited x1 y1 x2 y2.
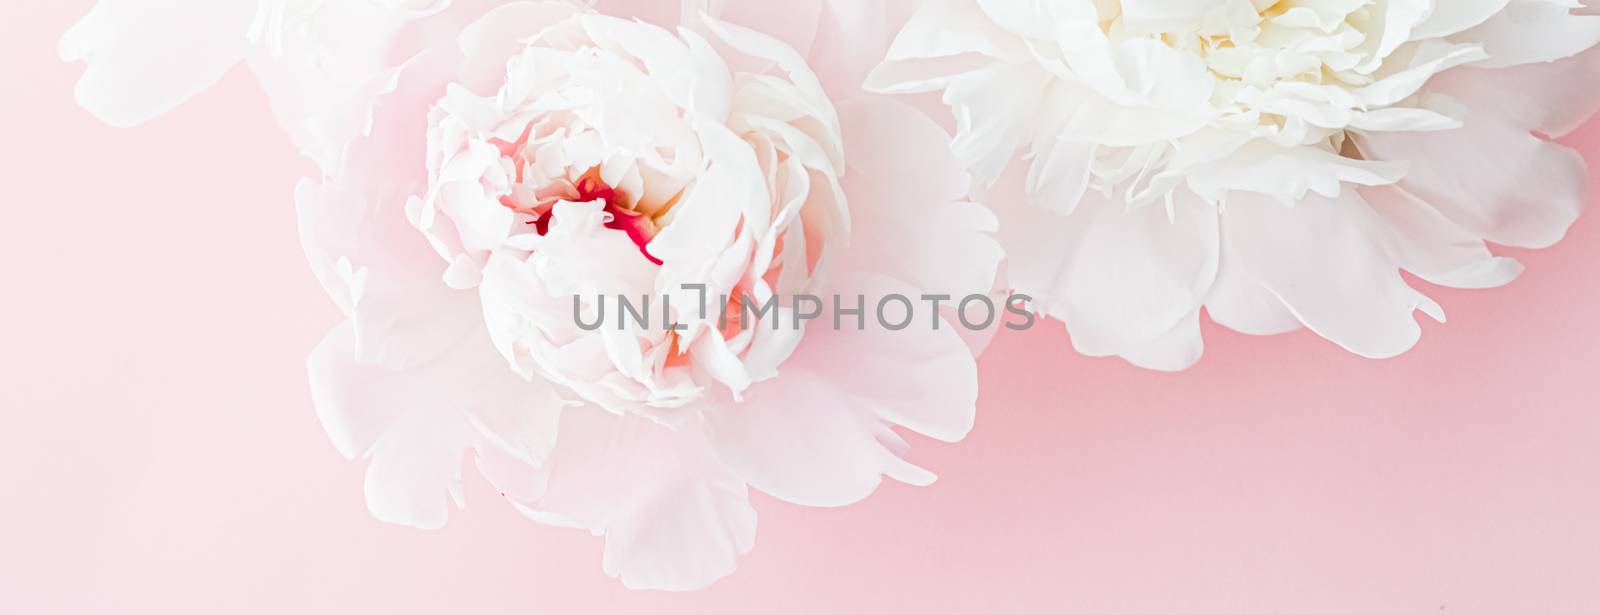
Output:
987 164 1097 314
1427 46 1600 139
593 0 684 27
1362 185 1524 290
703 272 976 507
807 0 920 97
975 0 1097 39
836 96 1001 300
1118 309 1206 371
1056 194 1219 371
453 1 586 92
1025 135 1096 214
1356 93 1589 250
297 176 482 371
518 407 756 592
692 0 824 58
308 321 565 529
796 274 979 444
1119 0 1231 31
864 0 1031 94
1411 0 1509 39
243 1 423 169
940 63 1055 180
1219 192 1442 359
1453 0 1600 68
1203 234 1304 338
993 170 1219 370
295 47 483 370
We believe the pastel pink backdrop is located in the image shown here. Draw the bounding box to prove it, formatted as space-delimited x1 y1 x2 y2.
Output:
4 3 1599 613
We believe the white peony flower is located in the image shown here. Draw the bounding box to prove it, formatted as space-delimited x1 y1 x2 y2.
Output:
870 0 1600 369
296 0 1000 590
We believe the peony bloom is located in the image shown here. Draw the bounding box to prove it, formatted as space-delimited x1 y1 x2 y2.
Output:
869 0 1600 370
295 0 1000 590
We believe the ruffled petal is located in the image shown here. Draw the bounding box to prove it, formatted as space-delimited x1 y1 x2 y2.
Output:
941 63 1056 180
1411 0 1509 40
1202 233 1304 338
688 0 824 58
1060 193 1219 371
593 0 684 27
1119 0 1232 31
864 0 1031 94
1361 185 1524 290
1453 0 1600 68
243 0 458 169
308 321 566 529
296 177 482 371
1355 93 1589 250
295 46 483 370
975 0 1098 39
993 173 1220 370
517 407 756 592
1118 309 1207 371
836 97 1002 299
1219 192 1442 359
703 272 976 508
1426 46 1600 138
807 0 920 98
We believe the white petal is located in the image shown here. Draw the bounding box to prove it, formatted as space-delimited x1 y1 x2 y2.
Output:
308 321 565 529
1362 185 1524 289
1054 193 1219 370
1427 46 1600 138
836 97 1002 299
942 63 1055 180
413 0 582 96
295 50 479 370
1026 135 1096 215
1356 92 1589 249
685 0 824 58
59 0 255 126
1120 0 1230 31
1203 234 1303 338
1219 192 1442 359
593 0 682 25
519 407 756 592
797 274 979 444
881 0 1030 64
703 272 976 507
808 0 920 98
976 0 1098 39
242 0 446 169
297 180 481 371
1118 309 1206 372
1411 0 1509 39
1453 0 1600 68
986 163 1096 316
995 177 1219 369
864 0 1032 95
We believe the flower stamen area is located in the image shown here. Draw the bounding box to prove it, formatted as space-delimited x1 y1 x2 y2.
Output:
500 167 664 266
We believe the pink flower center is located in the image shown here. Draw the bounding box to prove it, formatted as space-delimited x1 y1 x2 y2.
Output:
491 124 663 266
498 170 664 266
574 174 663 266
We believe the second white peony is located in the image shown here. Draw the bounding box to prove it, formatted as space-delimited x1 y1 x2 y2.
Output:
870 0 1600 369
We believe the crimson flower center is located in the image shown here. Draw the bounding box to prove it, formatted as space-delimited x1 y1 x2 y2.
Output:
501 169 663 266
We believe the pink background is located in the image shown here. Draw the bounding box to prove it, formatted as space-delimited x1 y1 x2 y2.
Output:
5 3 1600 613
